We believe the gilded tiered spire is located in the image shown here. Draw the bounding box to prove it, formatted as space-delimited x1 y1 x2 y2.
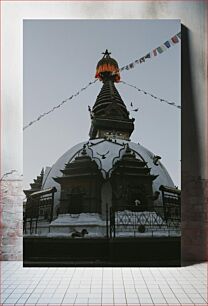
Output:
89 51 134 140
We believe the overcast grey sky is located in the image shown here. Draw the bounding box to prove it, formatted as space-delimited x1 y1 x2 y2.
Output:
23 19 181 190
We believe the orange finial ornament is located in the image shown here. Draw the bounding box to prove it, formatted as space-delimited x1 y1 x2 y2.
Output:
95 50 120 83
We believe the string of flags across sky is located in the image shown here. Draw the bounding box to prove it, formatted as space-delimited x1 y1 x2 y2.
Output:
23 32 181 131
23 79 98 130
118 32 181 73
120 80 181 110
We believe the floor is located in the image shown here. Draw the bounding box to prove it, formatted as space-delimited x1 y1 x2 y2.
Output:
0 261 207 305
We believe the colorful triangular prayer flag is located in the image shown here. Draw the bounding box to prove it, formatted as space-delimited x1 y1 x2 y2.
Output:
171 35 179 44
145 53 151 59
177 32 181 39
129 63 134 69
164 40 171 48
161 45 167 51
139 57 145 63
153 49 157 56
157 46 164 54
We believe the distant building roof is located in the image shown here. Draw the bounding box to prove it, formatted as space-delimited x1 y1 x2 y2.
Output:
29 187 57 198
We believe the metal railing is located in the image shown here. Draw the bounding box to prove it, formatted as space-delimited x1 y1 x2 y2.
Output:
24 188 57 234
108 205 180 238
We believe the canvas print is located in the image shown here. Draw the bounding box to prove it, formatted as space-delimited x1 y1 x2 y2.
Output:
23 20 181 266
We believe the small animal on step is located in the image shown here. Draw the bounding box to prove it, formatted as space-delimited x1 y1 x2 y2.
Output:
71 229 88 238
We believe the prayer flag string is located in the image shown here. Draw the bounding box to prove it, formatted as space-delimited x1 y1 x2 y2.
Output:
23 32 181 131
120 80 181 110
23 79 98 131
118 32 181 73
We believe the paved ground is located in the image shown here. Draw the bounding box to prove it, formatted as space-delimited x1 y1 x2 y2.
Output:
0 261 207 305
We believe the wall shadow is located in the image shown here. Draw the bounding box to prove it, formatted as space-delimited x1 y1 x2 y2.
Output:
181 24 207 265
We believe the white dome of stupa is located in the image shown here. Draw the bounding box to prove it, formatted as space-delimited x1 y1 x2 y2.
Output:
42 138 174 211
